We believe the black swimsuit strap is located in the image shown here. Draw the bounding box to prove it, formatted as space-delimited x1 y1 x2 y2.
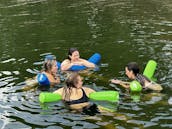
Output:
65 88 89 105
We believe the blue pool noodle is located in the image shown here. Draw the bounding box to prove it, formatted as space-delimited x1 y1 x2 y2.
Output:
88 53 101 64
37 73 50 86
69 53 101 71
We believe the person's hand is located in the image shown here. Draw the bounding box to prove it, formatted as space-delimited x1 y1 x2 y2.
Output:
111 79 121 84
55 77 60 84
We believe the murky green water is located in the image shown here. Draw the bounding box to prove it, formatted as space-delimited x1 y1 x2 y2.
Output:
0 0 172 128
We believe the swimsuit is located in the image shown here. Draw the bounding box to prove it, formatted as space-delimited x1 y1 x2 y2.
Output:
65 88 89 105
65 88 100 116
135 74 151 88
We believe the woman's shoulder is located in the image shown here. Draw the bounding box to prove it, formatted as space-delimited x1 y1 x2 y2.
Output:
82 87 95 94
61 59 71 65
53 87 64 95
62 59 70 63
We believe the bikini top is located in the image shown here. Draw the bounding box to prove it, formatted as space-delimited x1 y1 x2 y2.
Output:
65 88 89 105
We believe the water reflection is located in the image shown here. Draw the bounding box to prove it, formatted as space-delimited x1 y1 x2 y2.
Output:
0 0 172 128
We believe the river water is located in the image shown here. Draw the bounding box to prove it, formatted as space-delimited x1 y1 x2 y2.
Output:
0 0 172 128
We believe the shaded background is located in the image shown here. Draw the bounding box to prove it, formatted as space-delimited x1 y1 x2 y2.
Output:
0 0 171 128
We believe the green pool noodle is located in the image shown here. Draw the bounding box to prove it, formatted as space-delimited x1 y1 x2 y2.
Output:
143 60 157 80
130 81 142 92
39 91 119 103
89 91 119 102
39 92 62 103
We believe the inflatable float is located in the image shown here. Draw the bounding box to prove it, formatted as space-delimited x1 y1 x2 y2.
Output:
39 91 119 103
69 53 101 71
37 73 50 86
130 80 142 92
37 53 101 86
143 60 157 81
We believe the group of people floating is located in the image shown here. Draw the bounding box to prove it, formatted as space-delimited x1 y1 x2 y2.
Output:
37 47 163 114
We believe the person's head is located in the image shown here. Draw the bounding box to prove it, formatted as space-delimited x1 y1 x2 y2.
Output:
63 72 83 101
43 55 58 74
125 62 140 79
65 72 83 89
68 48 80 61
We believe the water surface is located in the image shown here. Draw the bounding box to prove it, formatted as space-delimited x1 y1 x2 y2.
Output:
0 0 172 128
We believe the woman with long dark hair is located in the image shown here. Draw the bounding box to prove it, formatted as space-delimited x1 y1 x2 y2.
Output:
61 48 95 71
111 62 162 91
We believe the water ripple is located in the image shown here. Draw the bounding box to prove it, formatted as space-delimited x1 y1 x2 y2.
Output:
0 0 172 128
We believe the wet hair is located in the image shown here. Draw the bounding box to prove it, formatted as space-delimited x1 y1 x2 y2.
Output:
65 72 79 88
43 55 57 72
126 62 140 76
68 48 78 60
63 72 80 101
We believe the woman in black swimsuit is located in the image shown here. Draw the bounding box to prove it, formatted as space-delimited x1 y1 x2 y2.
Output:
54 72 99 115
